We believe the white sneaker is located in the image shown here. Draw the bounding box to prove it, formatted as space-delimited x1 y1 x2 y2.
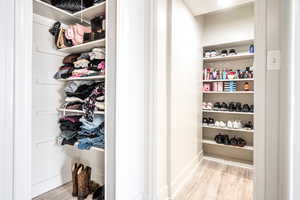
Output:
220 121 226 128
227 120 233 128
215 121 220 127
207 102 213 110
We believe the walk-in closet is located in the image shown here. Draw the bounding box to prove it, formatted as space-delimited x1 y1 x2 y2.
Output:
31 0 114 199
163 0 260 199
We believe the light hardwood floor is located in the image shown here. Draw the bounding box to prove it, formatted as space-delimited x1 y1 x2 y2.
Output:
33 182 93 200
176 160 253 200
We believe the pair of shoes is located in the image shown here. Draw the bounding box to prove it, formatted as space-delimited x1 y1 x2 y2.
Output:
72 163 100 199
203 117 215 125
214 134 247 147
214 121 226 128
213 102 228 111
203 102 213 110
227 120 242 129
244 121 254 129
93 185 105 200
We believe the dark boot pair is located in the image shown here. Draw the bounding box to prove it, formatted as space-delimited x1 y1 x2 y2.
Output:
72 163 100 199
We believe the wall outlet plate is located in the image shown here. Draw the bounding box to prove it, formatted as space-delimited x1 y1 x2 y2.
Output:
267 50 281 70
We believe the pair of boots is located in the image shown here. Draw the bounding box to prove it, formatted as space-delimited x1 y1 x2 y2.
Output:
72 163 100 200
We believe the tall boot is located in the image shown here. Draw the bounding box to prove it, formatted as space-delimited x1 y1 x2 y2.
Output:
72 163 83 197
78 166 91 200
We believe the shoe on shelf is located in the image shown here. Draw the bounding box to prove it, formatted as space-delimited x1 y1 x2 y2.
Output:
202 102 207 110
237 137 247 147
224 135 230 145
244 121 254 130
230 136 238 146
242 104 251 112
215 133 224 144
203 117 208 125
208 118 215 126
228 102 236 112
236 102 242 112
78 166 91 200
219 121 226 128
229 49 237 56
207 102 213 110
213 102 221 110
220 102 228 111
214 121 220 127
250 105 254 113
227 120 233 129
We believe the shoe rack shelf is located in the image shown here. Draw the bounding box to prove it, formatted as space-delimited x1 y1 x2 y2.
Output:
58 39 106 54
203 125 254 133
203 110 254 115
203 53 254 62
66 143 105 152
57 75 105 81
203 139 254 151
57 108 105 115
203 91 254 94
33 0 106 25
203 78 254 83
202 39 255 167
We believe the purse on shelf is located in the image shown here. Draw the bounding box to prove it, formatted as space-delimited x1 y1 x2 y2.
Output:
56 28 73 49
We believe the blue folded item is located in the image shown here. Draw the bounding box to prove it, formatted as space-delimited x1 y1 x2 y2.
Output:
77 133 105 150
80 115 104 130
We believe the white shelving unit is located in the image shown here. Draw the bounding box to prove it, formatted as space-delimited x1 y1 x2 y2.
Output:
203 139 254 151
203 53 254 62
57 75 105 81
202 39 255 167
203 78 254 83
203 110 254 115
58 39 106 54
203 125 254 133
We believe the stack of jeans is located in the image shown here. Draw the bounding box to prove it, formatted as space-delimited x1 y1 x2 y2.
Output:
77 115 105 150
58 116 82 145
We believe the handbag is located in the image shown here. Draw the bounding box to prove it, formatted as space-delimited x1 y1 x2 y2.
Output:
56 28 73 49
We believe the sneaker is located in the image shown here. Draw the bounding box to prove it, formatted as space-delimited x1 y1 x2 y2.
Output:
215 133 224 144
227 120 233 128
219 121 226 128
214 121 220 127
220 102 228 111
213 102 221 110
202 117 208 125
224 135 230 145
242 104 251 112
207 102 213 110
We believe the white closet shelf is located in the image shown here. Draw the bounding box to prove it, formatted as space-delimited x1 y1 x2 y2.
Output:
203 154 253 169
203 91 254 94
58 39 105 54
202 125 254 133
57 108 105 115
203 78 254 83
203 110 254 115
203 39 254 49
203 139 254 151
65 143 105 152
57 75 105 81
33 0 106 25
74 2 106 21
203 53 254 62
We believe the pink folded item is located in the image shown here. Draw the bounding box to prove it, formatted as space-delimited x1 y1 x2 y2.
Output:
65 24 92 46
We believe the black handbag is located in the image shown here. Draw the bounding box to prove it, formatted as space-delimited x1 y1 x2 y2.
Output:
51 0 94 12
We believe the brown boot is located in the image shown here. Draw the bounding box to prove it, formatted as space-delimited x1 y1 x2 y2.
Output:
78 166 91 200
72 163 83 197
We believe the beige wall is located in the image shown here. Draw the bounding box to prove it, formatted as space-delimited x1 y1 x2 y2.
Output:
203 3 254 46
169 0 203 197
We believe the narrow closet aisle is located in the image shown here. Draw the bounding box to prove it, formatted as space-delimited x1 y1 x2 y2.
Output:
31 0 114 199
167 0 257 199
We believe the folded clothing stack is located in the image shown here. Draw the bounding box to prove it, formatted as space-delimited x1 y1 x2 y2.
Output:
57 115 105 150
63 81 105 117
54 48 105 79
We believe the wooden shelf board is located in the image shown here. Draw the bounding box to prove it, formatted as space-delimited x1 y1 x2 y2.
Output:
203 91 254 94
58 39 105 54
203 153 254 169
203 78 254 83
203 139 254 151
57 108 105 115
203 110 254 115
74 2 106 21
57 75 105 81
203 39 254 49
203 125 254 133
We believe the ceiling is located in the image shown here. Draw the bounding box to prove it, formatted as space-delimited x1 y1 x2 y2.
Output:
184 0 254 16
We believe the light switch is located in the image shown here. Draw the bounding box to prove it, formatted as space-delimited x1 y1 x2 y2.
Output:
267 50 281 70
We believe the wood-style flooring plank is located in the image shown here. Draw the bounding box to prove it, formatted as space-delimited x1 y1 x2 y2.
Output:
176 160 253 200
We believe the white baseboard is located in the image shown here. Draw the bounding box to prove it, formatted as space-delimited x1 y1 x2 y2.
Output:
31 175 71 198
170 151 204 199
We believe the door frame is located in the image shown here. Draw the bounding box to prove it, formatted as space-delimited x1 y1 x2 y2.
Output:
148 0 271 199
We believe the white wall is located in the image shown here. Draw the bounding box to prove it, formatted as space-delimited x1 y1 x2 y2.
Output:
169 0 203 197
202 3 254 46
